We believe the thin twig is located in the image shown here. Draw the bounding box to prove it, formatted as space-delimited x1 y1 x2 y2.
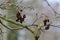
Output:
0 20 13 31
51 25 60 28
44 0 59 16
0 20 24 30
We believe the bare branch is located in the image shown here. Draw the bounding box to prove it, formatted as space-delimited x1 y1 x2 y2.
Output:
0 20 14 31
51 25 60 28
0 16 36 35
44 0 59 16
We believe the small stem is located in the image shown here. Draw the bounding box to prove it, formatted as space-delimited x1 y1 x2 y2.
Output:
25 27 35 35
35 36 39 40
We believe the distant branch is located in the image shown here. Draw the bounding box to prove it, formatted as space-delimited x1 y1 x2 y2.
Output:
51 25 60 28
44 0 60 16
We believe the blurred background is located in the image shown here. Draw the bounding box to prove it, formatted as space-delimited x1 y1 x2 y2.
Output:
0 0 60 40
